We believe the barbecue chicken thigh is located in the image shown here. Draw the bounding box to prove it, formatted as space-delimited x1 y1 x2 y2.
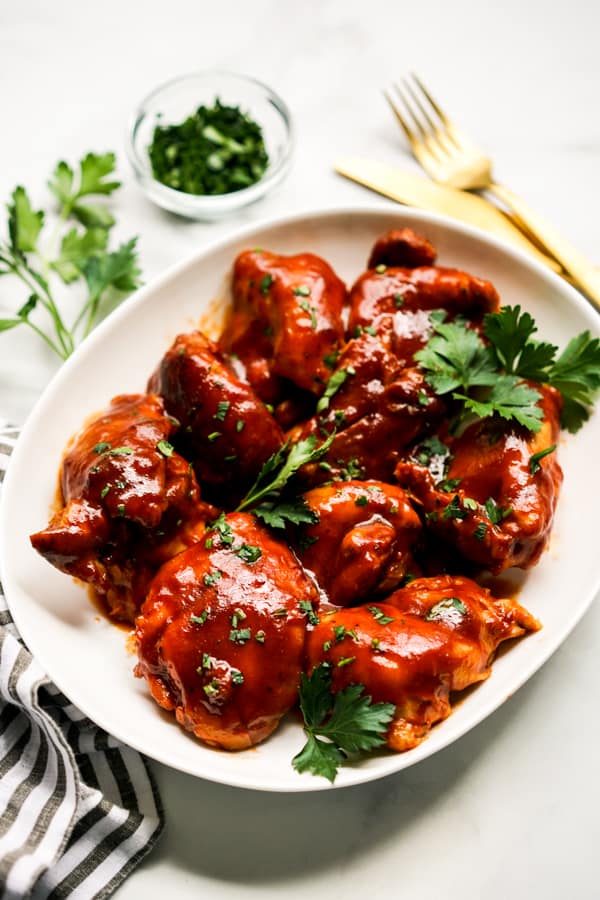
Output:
30 394 215 622
220 248 346 407
148 330 284 501
305 574 539 751
135 512 320 750
396 384 563 573
293 480 421 606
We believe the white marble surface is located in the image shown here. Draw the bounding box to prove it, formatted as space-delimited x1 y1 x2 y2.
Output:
1 1 599 897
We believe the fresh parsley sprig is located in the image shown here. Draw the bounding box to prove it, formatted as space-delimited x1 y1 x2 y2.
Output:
0 152 141 359
236 433 334 528
483 306 600 433
415 306 600 434
292 663 395 782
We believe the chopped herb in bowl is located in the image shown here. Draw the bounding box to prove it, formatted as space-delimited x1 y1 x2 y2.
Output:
148 99 269 196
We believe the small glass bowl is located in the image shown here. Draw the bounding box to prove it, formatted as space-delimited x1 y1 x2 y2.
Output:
127 71 294 220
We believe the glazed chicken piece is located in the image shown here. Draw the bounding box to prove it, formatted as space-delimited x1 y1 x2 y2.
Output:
148 331 284 501
395 384 563 573
367 227 437 270
292 480 421 606
290 333 446 484
30 394 215 623
135 512 320 750
219 248 346 403
305 574 539 752
348 247 499 368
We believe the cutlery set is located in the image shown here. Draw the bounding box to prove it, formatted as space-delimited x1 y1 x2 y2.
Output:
336 74 600 311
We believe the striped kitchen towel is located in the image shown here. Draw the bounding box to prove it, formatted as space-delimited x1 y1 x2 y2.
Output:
0 426 164 899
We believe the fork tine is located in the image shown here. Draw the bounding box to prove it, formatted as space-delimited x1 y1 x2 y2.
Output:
409 73 463 152
383 88 418 150
391 82 446 164
402 75 440 137
410 73 450 126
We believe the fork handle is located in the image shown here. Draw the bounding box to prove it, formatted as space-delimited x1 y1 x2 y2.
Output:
487 183 600 312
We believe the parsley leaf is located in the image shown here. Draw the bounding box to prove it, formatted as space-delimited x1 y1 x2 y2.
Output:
454 377 544 432
237 433 335 527
253 497 318 530
316 367 353 413
529 444 557 475
415 321 497 394
483 305 557 380
547 331 600 433
292 664 395 781
8 187 44 253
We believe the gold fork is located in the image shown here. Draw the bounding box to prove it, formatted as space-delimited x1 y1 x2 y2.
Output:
385 75 600 310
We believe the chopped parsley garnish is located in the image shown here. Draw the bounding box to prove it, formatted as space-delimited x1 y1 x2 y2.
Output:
473 522 487 541
106 446 134 456
203 679 220 698
354 495 368 507
116 503 125 516
93 442 111 454
229 627 251 644
394 293 404 308
207 431 221 442
255 630 266 644
236 419 245 433
366 606 394 625
259 274 273 295
337 656 355 668
426 596 467 622
156 439 174 457
292 664 395 782
272 608 288 618
230 607 246 628
316 368 353 413
203 570 223 587
208 513 234 546
438 477 462 492
484 498 513 524
231 669 244 686
293 285 311 297
370 638 381 650
100 484 111 499
201 653 212 670
214 400 230 421
298 600 320 625
529 444 557 474
323 351 339 369
235 544 262 564
190 610 209 626
148 99 268 196
333 625 348 642
441 495 469 521
299 299 318 330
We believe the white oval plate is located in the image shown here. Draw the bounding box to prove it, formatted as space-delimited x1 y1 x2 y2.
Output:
1 206 599 792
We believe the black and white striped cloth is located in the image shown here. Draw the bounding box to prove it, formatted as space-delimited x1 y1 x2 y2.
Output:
0 426 164 899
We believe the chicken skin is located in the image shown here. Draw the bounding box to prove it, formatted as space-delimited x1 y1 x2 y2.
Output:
367 227 437 270
290 334 446 484
148 331 284 500
220 248 346 402
293 481 421 606
348 264 499 368
305 575 538 752
135 513 320 750
395 385 563 573
30 394 215 622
